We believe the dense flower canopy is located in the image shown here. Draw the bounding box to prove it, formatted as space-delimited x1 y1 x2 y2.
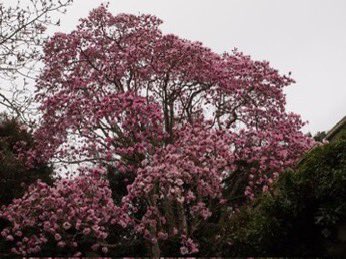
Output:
0 168 129 256
1 4 313 256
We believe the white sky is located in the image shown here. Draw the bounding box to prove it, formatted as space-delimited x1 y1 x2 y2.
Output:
6 0 346 134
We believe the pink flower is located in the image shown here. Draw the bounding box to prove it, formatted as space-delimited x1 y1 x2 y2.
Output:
180 246 188 255
74 251 82 256
62 221 72 230
6 235 14 241
158 231 168 240
57 241 66 248
91 243 99 251
10 247 19 254
15 231 23 237
54 233 62 241
76 220 81 230
83 227 91 235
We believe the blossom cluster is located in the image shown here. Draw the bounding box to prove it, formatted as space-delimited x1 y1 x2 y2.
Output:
0 168 129 256
122 122 234 250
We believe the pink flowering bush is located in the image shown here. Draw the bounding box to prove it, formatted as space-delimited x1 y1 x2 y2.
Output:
1 4 314 257
0 168 129 256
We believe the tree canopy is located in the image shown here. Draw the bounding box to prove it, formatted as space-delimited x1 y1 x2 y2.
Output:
0 5 314 257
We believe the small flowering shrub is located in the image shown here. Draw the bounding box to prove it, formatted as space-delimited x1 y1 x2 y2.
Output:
0 168 129 256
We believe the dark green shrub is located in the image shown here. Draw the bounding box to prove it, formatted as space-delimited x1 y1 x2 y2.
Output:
0 114 53 206
215 139 346 256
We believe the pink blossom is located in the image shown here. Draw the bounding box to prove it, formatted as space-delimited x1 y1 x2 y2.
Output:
6 235 14 241
62 222 72 230
74 252 82 256
82 228 91 235
54 233 62 241
57 241 66 248
91 243 99 251
180 246 188 255
15 231 23 237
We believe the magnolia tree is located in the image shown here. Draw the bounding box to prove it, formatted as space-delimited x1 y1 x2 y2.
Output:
1 5 313 256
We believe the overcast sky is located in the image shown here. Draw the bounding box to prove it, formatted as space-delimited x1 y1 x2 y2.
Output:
7 0 346 134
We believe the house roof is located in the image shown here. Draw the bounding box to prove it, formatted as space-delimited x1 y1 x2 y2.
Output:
325 116 346 141
295 115 346 167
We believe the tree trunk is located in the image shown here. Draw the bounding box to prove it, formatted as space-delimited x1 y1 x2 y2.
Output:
151 241 161 258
